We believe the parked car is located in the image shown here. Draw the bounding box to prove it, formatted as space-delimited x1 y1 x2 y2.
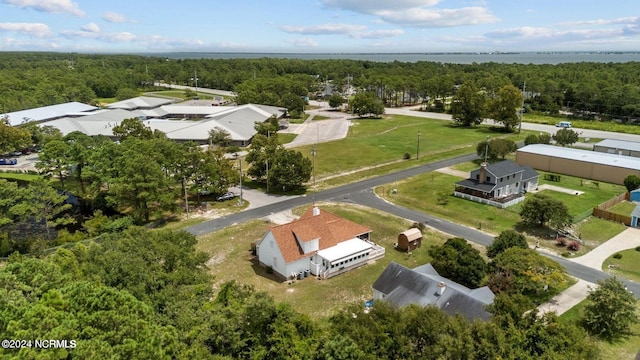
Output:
9 150 22 156
216 192 236 201
21 148 31 155
0 158 18 165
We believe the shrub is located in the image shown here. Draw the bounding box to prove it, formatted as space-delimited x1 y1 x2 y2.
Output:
613 253 623 259
635 246 640 252
403 152 411 160
567 241 581 251
556 237 567 247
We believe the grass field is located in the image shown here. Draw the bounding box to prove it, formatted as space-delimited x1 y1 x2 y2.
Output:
195 203 451 319
278 133 297 144
295 115 531 182
0 172 42 181
560 300 640 359
607 200 637 217
603 248 640 282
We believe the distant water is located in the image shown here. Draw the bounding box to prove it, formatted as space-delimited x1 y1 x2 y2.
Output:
153 52 640 64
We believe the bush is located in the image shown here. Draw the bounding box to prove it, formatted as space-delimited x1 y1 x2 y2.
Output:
613 253 623 259
403 152 411 160
635 246 640 252
556 237 567 247
567 241 581 251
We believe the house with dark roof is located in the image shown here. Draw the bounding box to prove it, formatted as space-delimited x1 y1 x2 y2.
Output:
372 262 495 321
454 159 539 208
256 207 385 280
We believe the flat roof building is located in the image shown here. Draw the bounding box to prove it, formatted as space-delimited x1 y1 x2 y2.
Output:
516 144 640 185
593 139 640 158
1 102 99 126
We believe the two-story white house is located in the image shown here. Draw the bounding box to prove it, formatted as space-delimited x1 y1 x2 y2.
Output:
256 207 385 280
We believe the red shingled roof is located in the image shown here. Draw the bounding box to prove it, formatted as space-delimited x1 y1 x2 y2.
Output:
269 207 372 263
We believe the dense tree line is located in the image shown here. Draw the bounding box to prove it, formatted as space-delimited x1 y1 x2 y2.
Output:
0 227 601 359
2 53 640 123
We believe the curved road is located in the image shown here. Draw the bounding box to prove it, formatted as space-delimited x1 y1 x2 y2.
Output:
185 152 640 299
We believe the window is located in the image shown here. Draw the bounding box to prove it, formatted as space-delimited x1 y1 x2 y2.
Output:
487 176 491 182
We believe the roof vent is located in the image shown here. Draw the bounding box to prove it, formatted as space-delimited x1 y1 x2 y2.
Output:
437 282 447 296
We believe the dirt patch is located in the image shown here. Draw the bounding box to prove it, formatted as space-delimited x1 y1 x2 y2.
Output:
434 166 468 178
530 184 584 195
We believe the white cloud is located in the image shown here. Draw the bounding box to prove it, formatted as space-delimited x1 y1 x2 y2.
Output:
353 29 404 39
0 22 52 37
322 0 439 14
286 38 319 48
561 17 639 27
280 23 366 35
81 22 100 33
321 0 497 27
102 11 135 23
377 6 498 27
1 0 84 16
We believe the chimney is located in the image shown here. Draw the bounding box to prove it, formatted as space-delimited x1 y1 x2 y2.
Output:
312 207 320 216
479 162 487 183
437 282 447 296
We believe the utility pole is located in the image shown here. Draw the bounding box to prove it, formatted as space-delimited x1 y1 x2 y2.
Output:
183 176 189 219
266 131 270 193
236 153 243 206
519 81 526 134
191 69 199 97
312 146 316 185
416 131 421 160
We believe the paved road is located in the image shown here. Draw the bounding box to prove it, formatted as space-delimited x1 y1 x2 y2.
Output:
184 152 640 298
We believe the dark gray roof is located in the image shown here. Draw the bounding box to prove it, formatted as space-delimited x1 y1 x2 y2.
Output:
373 262 495 321
521 165 540 182
455 179 496 193
486 160 525 178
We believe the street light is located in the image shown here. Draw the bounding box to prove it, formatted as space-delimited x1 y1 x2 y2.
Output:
416 131 421 160
235 153 243 206
266 131 270 193
190 69 199 97
312 146 317 185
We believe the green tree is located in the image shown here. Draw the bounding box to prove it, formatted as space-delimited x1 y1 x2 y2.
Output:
115 87 139 100
269 149 313 192
623 174 640 192
519 193 572 229
429 237 487 288
63 131 94 194
35 139 71 189
582 277 638 339
451 81 488 127
112 117 156 140
490 84 523 132
328 93 344 109
9 180 74 240
488 247 567 297
350 92 384 117
487 230 529 258
0 117 31 154
246 132 282 184
208 126 232 148
476 138 517 162
553 128 579 147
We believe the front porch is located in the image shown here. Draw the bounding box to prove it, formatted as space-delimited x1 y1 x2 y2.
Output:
454 187 525 209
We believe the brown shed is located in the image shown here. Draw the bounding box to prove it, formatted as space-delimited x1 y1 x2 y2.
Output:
397 228 423 252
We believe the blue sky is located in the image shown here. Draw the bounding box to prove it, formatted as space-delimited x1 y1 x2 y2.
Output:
1 0 639 53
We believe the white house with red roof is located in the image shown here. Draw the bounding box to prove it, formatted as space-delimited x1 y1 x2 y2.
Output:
256 207 385 280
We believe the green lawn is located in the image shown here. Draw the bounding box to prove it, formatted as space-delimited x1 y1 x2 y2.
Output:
278 133 297 145
607 200 637 217
603 248 640 282
560 300 640 359
294 115 532 182
572 217 627 253
195 203 450 319
0 172 42 181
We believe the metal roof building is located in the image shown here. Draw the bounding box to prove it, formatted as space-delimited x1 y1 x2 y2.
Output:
516 144 640 185
106 96 175 110
1 102 99 126
593 139 640 158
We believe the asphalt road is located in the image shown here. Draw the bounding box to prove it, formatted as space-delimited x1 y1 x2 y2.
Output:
184 152 640 298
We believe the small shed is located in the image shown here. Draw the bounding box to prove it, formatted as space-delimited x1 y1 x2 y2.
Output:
631 204 640 227
397 228 423 252
630 189 640 202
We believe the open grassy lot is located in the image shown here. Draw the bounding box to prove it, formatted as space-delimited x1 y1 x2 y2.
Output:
295 115 531 182
561 300 640 359
603 248 640 282
195 203 451 319
0 172 42 182
572 217 627 254
373 162 627 243
277 133 297 144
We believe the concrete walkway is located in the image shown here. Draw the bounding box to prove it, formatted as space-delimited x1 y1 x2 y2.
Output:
538 227 640 315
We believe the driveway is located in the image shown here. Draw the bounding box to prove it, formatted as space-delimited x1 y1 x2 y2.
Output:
538 227 640 315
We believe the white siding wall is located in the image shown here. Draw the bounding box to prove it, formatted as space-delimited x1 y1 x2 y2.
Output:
285 258 311 279
256 231 287 278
